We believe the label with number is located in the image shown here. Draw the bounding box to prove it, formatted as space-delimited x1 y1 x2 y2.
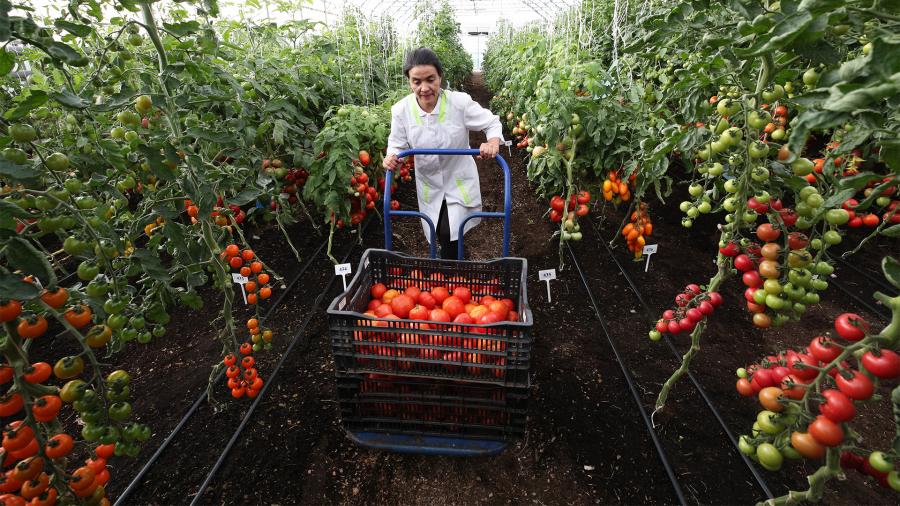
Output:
538 269 557 281
335 263 352 275
231 273 248 284
503 140 513 146
643 244 658 255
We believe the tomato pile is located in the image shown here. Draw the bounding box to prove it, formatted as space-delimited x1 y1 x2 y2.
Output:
352 274 521 378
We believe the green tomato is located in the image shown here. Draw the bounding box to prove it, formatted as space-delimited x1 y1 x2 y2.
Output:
80 409 104 425
129 316 145 329
724 179 739 193
811 278 829 291
763 279 783 294
805 193 824 209
757 410 785 435
814 261 834 276
98 425 121 445
103 296 128 314
682 218 693 228
753 288 768 305
783 282 805 301
137 331 152 344
124 130 139 143
765 294 788 310
81 424 104 442
738 435 756 456
648 330 662 341
698 201 712 214
77 261 100 281
687 207 699 218
823 230 843 245
108 401 132 421
788 268 812 288
64 178 83 194
107 314 128 330
761 85 784 102
802 68 820 87
697 148 711 160
120 328 137 342
75 195 97 210
45 152 70 171
825 209 850 225
791 158 814 176
8 123 37 143
3 148 28 164
781 444 802 460
757 443 783 471
688 184 703 197
152 325 166 338
708 163 724 176
110 126 126 139
85 280 109 298
770 128 787 141
723 197 737 212
679 201 691 213
868 452 894 473
888 470 900 492
802 292 820 305
748 141 769 158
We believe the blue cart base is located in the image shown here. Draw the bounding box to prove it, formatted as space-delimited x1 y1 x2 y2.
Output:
346 431 508 456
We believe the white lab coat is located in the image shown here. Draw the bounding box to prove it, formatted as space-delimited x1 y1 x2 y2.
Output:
387 89 503 242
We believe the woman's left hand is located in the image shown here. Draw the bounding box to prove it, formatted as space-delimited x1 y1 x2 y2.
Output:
478 139 500 159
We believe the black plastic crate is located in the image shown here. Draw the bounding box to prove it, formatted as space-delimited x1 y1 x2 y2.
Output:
337 373 528 441
327 249 533 387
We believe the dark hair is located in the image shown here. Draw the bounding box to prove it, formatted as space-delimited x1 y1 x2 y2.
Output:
403 47 443 78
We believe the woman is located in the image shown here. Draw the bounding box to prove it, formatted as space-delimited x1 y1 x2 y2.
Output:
384 47 503 260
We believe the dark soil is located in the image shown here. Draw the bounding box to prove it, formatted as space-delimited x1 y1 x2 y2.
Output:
101 74 899 506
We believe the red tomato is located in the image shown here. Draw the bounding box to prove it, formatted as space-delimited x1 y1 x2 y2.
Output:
809 336 842 363
431 287 450 304
429 309 451 322
780 374 808 400
367 299 381 311
500 298 515 311
835 370 874 400
374 304 394 318
453 313 474 324
481 295 497 306
786 353 819 381
442 296 465 318
507 310 519 321
478 313 500 325
417 292 436 309
861 349 900 379
389 295 414 318
819 389 855 423
382 289 400 303
488 301 508 320
809 415 844 447
409 305 429 321
756 223 780 242
452 287 471 304
469 305 489 320
404 286 421 300
834 313 869 341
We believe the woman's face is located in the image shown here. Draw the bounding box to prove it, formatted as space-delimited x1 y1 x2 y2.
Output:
408 65 441 109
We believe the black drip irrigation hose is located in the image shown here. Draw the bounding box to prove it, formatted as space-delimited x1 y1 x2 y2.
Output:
586 217 776 501
828 278 891 322
565 243 688 506
113 224 344 506
189 222 370 505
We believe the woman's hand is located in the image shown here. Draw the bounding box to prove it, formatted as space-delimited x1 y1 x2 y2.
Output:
478 138 501 159
383 153 401 170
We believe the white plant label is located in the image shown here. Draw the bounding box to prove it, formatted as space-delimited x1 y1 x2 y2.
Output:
335 263 352 290
539 268 557 302
231 273 249 304
503 140 512 156
643 244 659 273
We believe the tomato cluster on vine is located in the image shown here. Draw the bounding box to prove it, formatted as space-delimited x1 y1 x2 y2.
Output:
649 284 722 340
224 350 264 400
623 202 652 259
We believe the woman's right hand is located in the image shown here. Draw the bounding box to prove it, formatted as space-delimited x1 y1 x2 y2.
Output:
383 153 400 170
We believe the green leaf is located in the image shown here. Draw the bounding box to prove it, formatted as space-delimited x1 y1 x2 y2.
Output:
0 50 14 76
881 224 900 239
0 199 28 229
734 11 813 58
162 20 201 37
0 274 39 300
4 89 49 121
272 119 288 146
130 249 169 282
54 19 92 37
880 139 900 170
185 127 234 144
3 237 56 288
868 36 900 80
838 172 883 191
822 188 857 208
0 158 39 181
825 76 900 113
883 256 900 289
50 90 90 109
46 41 88 66
226 188 263 206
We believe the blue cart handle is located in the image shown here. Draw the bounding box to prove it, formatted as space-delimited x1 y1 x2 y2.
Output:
383 148 512 259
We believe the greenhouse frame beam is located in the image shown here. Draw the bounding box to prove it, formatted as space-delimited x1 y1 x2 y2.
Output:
519 0 551 22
